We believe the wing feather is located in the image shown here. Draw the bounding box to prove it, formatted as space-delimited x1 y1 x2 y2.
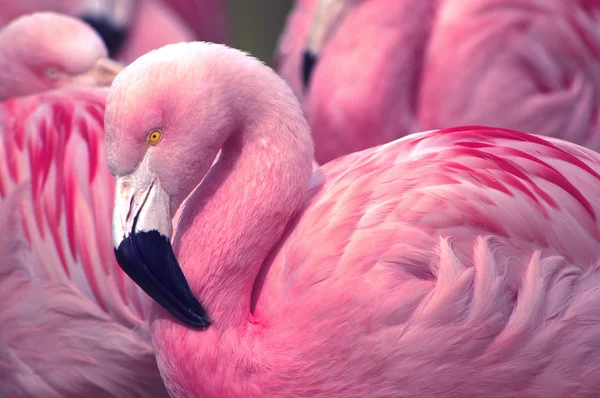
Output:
256 127 600 318
0 185 166 397
0 88 151 327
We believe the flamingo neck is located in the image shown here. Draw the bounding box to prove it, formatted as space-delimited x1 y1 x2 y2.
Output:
168 83 314 331
306 0 439 163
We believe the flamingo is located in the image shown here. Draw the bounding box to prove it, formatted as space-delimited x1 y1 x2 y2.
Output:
0 0 136 59
276 0 600 164
0 13 169 397
0 12 123 101
276 0 436 164
0 0 225 65
107 41 600 396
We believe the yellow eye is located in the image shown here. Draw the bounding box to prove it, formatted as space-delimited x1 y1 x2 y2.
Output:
148 130 162 144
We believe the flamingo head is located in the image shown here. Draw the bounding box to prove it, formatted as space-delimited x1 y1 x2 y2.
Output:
0 12 123 99
105 42 260 328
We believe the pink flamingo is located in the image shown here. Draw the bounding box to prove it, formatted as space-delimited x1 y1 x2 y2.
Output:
0 13 169 397
0 0 137 59
276 0 600 164
107 42 600 396
0 12 123 100
276 0 435 164
0 0 228 65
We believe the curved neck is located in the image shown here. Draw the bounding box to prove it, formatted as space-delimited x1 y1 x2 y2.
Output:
306 0 439 162
170 86 314 330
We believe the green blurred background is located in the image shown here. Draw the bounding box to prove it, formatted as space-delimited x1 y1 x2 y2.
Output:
224 0 294 66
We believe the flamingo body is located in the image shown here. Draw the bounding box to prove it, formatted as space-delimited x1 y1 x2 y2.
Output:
156 126 600 397
418 0 600 150
105 43 600 397
0 88 168 397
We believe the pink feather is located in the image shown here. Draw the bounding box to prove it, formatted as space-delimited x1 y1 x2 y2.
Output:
165 126 600 396
0 88 168 397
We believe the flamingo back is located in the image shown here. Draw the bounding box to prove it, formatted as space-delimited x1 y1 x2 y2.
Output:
250 126 600 395
273 127 600 289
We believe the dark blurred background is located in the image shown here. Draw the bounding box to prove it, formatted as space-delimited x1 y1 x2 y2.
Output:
224 0 294 66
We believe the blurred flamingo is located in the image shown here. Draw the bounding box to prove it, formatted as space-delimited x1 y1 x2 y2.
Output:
0 0 230 65
0 0 138 60
0 13 168 397
276 0 600 164
418 0 600 150
276 0 436 164
0 12 122 100
107 42 600 397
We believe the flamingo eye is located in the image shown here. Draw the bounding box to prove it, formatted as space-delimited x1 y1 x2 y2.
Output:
148 130 162 144
46 67 60 80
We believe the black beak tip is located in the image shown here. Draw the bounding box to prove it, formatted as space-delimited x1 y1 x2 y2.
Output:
79 14 128 57
114 230 210 329
302 49 318 90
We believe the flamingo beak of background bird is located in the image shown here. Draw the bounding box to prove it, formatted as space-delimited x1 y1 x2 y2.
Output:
67 57 123 87
302 0 354 89
111 166 210 328
78 0 134 57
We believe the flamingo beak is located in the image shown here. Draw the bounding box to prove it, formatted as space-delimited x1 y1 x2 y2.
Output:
78 0 134 56
111 169 210 328
302 0 355 88
67 57 124 88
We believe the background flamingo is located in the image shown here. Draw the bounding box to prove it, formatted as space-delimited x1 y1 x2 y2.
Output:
276 0 600 164
0 0 231 65
0 12 123 100
107 42 600 396
0 13 168 397
417 0 600 150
